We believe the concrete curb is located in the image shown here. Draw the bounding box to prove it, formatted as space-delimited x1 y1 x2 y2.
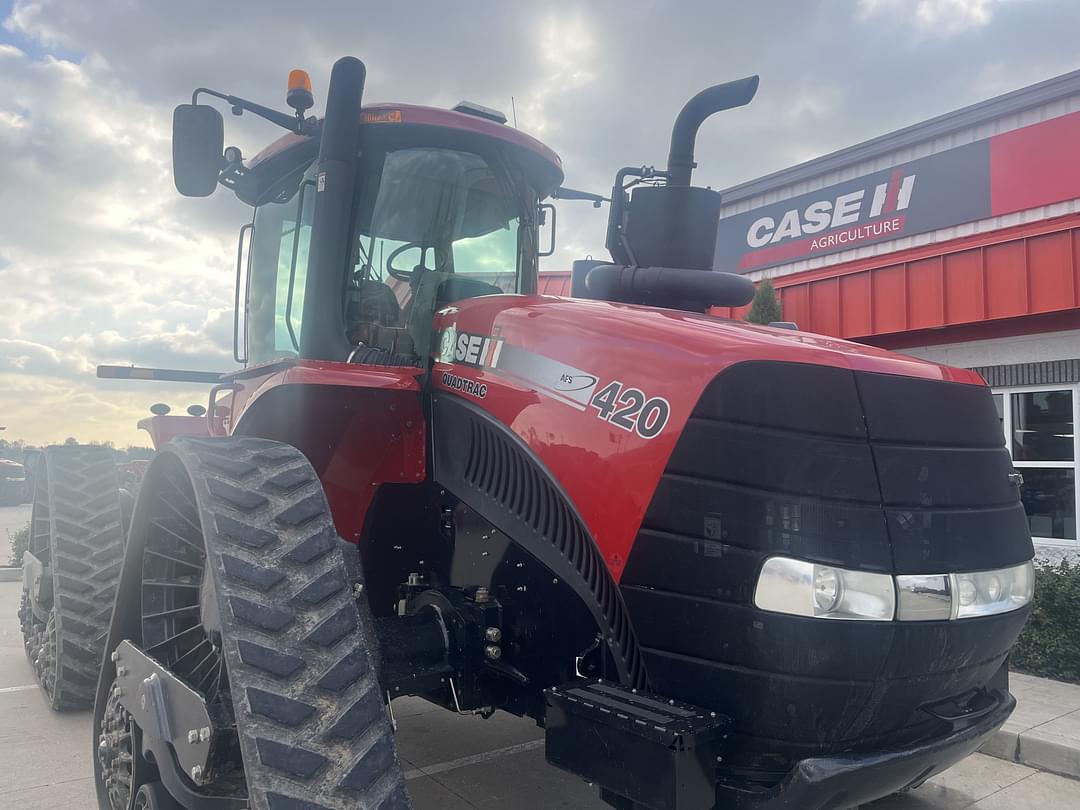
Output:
981 726 1080 780
0 567 20 583
978 674 1080 780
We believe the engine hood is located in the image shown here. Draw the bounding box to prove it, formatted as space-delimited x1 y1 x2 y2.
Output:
430 294 986 580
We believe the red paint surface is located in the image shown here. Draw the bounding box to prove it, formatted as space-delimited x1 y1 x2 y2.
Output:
137 414 210 450
247 103 563 192
990 110 1080 216
216 360 427 542
709 214 1080 341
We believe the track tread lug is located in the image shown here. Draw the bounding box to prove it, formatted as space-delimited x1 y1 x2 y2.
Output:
293 568 346 606
328 686 382 740
275 494 325 527
317 648 372 693
340 737 398 793
266 466 315 492
246 686 316 726
214 513 276 549
256 737 327 778
304 604 358 648
236 639 304 679
283 527 336 563
199 452 259 478
229 596 295 631
207 476 269 511
222 554 287 592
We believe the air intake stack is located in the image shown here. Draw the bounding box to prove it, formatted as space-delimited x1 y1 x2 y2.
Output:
591 76 760 311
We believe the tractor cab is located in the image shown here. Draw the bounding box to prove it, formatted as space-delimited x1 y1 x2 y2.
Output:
174 67 563 369
244 107 561 367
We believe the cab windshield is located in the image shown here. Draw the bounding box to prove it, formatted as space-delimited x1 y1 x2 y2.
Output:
245 144 535 365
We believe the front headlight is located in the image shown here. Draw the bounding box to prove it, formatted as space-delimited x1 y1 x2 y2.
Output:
757 557 1034 622
753 557 896 621
952 562 1033 619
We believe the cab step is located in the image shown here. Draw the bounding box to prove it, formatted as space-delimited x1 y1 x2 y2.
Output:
544 679 730 810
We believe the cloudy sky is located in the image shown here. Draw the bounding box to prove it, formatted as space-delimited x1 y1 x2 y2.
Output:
1 0 1078 446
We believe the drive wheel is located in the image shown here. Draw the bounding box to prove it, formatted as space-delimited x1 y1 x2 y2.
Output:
133 782 182 810
23 446 125 710
94 437 409 810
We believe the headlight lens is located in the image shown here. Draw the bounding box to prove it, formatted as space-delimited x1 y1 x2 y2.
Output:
952 562 1033 619
754 557 896 621
760 558 1034 622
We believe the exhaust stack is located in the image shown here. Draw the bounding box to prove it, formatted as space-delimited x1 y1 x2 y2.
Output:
299 56 367 361
666 76 759 187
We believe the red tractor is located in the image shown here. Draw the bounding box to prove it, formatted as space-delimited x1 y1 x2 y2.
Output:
20 56 1035 810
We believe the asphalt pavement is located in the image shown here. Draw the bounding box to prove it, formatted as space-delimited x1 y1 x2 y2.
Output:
2 501 1080 808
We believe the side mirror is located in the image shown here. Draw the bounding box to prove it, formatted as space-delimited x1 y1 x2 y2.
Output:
172 104 225 197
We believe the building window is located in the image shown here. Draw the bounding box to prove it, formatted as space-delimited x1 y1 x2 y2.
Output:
994 385 1078 544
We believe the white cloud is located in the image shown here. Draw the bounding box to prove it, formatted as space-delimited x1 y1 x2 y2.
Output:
859 0 1001 34
1 0 1079 446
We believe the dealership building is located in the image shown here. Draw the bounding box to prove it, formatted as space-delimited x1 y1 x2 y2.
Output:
543 68 1080 552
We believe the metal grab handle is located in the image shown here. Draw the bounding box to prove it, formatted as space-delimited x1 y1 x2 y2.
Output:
539 203 556 257
233 222 253 364
206 383 242 437
285 179 317 352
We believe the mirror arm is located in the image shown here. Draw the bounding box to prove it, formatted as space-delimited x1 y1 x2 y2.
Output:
551 186 609 208
193 87 305 134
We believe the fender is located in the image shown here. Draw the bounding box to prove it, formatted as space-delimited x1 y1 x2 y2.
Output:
431 392 647 690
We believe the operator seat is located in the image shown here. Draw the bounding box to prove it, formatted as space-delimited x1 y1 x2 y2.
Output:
347 277 402 327
434 276 503 307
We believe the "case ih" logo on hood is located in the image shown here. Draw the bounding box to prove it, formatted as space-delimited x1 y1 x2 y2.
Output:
746 170 916 250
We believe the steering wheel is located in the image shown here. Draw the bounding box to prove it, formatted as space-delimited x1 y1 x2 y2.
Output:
386 242 446 282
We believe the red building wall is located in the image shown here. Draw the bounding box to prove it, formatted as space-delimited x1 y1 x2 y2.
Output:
540 211 1080 351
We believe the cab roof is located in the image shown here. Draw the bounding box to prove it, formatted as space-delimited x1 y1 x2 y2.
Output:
245 102 563 196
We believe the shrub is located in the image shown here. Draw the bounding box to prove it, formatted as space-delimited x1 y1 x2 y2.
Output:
7 523 29 567
1011 559 1080 683
745 278 783 325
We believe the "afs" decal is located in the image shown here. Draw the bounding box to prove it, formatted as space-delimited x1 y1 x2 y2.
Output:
589 381 670 439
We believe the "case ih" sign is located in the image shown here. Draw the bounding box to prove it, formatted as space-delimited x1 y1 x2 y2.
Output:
714 108 1080 273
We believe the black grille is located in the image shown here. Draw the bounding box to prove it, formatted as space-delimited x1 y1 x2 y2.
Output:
621 361 1033 756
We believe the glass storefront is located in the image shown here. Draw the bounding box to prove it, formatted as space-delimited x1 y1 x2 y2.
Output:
993 385 1078 543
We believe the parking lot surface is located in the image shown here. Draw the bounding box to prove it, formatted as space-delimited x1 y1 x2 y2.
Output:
2 514 1080 809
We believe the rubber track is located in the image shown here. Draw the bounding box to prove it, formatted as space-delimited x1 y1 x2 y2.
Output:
173 437 409 810
41 446 125 710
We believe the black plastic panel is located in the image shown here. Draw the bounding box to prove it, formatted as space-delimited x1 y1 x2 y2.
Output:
693 361 866 438
669 420 879 503
886 502 1032 574
874 445 1018 508
857 373 1003 447
634 475 892 573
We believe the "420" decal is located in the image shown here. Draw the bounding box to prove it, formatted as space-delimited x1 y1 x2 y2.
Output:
589 381 670 439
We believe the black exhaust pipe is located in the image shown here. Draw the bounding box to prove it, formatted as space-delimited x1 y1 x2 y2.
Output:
299 56 366 361
666 76 759 187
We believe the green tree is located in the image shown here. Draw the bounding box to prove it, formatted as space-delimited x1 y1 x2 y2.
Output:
745 278 783 325
8 524 29 567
